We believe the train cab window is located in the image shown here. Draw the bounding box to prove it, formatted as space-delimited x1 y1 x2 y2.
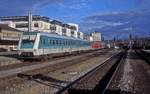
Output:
21 39 35 48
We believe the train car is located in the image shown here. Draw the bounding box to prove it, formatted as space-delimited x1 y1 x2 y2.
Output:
18 32 91 58
91 41 103 49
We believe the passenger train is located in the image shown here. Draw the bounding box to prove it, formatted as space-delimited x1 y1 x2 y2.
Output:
18 32 92 58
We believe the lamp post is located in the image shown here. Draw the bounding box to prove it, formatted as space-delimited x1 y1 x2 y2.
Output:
129 27 133 49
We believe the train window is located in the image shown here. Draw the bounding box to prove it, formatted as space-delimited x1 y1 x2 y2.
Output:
64 41 66 45
52 40 55 45
66 41 68 46
42 39 46 45
68 41 70 45
59 40 61 45
49 39 52 45
56 40 58 45
69 41 71 45
63 41 65 45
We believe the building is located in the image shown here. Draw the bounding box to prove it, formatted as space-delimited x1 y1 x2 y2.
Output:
0 21 15 28
83 34 93 41
68 23 79 38
0 15 51 32
62 24 70 36
91 32 102 41
0 15 83 40
50 20 63 35
77 31 84 39
0 24 22 51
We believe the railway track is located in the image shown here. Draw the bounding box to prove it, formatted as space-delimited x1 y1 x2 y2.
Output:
0 49 118 93
0 49 107 78
136 50 150 65
55 50 127 94
102 50 150 94
0 49 107 71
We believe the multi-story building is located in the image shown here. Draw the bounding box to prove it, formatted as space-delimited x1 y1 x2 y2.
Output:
0 21 15 28
62 24 70 36
50 20 63 35
0 24 22 51
77 31 84 39
91 32 102 41
0 15 83 40
84 34 93 41
0 15 51 32
68 23 79 38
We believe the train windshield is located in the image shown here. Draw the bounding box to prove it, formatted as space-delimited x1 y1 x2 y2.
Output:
20 35 36 49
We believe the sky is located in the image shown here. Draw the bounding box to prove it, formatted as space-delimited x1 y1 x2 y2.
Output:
0 0 150 39
0 0 148 22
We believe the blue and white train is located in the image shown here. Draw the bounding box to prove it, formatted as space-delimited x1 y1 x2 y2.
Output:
18 32 92 58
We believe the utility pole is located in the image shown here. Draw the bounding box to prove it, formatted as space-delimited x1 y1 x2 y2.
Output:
28 11 32 32
129 27 132 49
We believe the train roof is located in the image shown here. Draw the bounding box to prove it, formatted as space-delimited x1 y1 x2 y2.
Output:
23 32 88 42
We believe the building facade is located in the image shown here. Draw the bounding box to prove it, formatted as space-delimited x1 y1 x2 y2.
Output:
0 15 51 32
91 32 102 41
50 20 63 35
0 24 22 51
0 15 82 39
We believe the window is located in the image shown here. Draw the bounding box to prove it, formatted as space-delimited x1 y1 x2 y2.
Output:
56 40 58 45
71 31 74 34
42 39 46 45
34 23 39 27
65 41 67 45
16 23 28 28
62 28 66 33
52 40 55 45
49 39 52 45
63 41 65 45
50 26 56 30
59 40 61 45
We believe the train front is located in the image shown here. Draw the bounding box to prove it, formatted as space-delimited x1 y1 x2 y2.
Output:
18 32 39 58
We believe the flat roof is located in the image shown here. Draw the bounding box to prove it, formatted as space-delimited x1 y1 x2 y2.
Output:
0 15 50 23
23 32 88 42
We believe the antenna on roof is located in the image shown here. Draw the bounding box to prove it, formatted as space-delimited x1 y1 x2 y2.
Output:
28 11 32 32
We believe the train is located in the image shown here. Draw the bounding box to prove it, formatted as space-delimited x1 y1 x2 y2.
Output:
18 32 99 58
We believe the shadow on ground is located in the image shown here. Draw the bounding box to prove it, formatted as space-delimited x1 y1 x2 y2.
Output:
67 89 133 94
17 73 69 89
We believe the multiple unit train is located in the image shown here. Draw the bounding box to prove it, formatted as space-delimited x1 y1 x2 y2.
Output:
18 32 102 58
